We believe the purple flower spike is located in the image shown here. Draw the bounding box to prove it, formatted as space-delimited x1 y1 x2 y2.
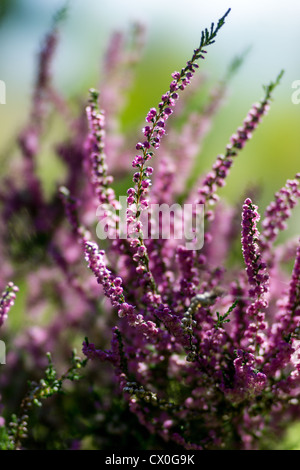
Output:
286 239 300 318
260 174 300 264
241 198 269 298
241 198 269 350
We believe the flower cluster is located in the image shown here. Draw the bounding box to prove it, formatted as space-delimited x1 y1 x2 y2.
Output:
0 283 19 329
242 199 269 301
240 199 269 351
1 7 300 452
287 242 300 317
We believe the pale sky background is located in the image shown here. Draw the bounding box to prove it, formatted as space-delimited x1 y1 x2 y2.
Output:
1 0 300 99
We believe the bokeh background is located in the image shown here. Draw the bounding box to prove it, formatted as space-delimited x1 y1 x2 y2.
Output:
0 0 300 232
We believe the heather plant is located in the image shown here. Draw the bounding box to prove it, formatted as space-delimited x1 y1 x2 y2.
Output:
0 6 300 451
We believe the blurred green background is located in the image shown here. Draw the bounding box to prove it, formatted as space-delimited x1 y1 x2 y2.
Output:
1 0 300 232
